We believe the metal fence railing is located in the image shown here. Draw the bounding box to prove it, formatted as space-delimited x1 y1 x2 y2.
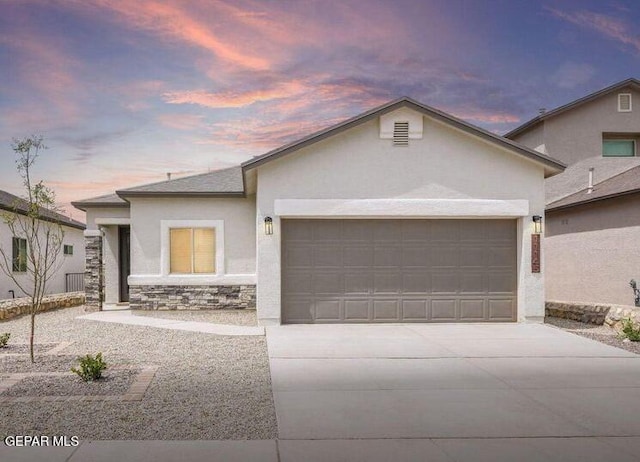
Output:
65 273 84 293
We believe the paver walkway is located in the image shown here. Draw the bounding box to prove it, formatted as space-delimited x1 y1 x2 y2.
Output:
76 310 264 336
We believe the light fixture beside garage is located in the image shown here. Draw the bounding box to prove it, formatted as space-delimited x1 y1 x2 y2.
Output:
532 215 543 234
264 216 273 235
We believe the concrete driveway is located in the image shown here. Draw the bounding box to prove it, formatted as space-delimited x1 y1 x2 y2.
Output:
266 323 640 461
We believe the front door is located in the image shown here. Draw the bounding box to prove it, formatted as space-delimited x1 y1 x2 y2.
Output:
119 226 131 302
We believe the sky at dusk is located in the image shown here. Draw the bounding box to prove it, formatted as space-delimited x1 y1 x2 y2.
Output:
1 0 639 221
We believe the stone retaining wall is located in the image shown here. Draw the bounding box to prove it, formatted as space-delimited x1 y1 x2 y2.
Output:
546 300 640 328
129 285 256 310
0 292 85 321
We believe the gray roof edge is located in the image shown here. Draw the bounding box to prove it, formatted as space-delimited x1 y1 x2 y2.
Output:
0 203 86 230
241 96 566 174
71 200 130 211
115 190 246 199
546 187 640 212
506 78 640 139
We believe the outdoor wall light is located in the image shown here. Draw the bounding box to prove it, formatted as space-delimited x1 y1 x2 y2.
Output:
264 216 273 235
532 215 543 234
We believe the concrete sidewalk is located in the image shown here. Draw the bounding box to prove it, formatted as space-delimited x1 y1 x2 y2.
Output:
3 437 640 461
76 310 264 336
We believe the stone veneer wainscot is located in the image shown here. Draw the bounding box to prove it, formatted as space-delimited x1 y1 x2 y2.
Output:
84 232 103 311
129 285 256 310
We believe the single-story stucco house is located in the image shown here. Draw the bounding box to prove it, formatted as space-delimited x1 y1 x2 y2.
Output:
1 190 86 299
72 97 566 325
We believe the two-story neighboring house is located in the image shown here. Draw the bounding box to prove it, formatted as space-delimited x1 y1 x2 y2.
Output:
0 190 86 300
507 78 640 306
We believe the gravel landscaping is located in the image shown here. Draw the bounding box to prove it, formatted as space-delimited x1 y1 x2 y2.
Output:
133 309 257 326
546 316 640 355
1 369 138 397
0 343 60 355
0 355 79 373
0 306 276 440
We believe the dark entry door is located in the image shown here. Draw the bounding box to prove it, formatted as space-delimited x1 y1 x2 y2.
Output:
119 226 131 302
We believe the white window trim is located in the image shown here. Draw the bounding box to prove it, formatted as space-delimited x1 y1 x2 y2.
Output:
160 220 225 278
603 139 636 157
618 93 632 112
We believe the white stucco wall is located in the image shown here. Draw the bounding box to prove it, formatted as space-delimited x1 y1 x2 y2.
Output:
127 196 256 286
254 111 547 324
85 207 130 230
0 214 85 299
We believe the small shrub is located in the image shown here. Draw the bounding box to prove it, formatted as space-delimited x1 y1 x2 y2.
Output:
71 353 107 382
620 318 640 342
0 333 9 348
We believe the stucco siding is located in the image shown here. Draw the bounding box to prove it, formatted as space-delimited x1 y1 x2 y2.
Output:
255 113 546 324
128 196 256 279
85 207 130 230
512 123 546 154
546 193 640 305
0 216 85 299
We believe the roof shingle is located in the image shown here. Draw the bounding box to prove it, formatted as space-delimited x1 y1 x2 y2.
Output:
0 190 85 230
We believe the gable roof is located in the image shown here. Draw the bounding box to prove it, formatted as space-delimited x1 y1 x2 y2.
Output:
71 193 128 211
241 96 566 177
505 78 640 139
115 166 245 198
0 190 85 230
547 164 640 211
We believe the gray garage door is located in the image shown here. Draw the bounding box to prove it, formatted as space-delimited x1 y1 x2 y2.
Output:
282 219 517 323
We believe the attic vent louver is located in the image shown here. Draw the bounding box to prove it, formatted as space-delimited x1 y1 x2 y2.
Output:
618 93 632 112
393 121 409 146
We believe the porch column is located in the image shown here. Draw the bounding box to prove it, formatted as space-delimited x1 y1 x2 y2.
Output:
84 229 103 312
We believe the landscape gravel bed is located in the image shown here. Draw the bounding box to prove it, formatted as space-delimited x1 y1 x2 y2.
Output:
0 355 81 373
0 343 59 355
133 309 257 326
546 316 640 355
1 369 138 397
0 306 276 439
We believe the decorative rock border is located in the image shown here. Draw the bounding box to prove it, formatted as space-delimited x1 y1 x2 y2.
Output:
0 365 158 404
0 293 85 321
546 300 640 328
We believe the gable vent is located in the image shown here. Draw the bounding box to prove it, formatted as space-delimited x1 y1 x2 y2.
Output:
619 93 632 112
393 121 409 146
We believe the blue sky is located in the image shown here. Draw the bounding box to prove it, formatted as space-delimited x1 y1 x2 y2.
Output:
1 0 639 220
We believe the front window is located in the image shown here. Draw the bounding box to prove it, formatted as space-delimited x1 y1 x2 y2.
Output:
63 244 74 256
603 139 635 157
170 228 216 274
12 237 27 273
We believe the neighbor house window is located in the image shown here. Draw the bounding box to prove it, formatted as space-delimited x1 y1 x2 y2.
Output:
603 139 635 157
63 244 73 256
618 93 632 112
170 228 216 274
12 237 27 273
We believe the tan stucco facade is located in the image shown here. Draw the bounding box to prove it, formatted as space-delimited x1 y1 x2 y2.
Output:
546 193 640 306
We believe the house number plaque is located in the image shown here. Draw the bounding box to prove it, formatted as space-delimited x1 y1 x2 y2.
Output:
531 233 541 273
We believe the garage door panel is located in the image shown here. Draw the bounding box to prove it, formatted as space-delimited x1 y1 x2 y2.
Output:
282 219 516 324
314 246 342 267
431 299 457 320
432 272 459 293
460 299 486 319
314 273 343 294
488 299 516 320
373 272 401 294
343 246 373 267
344 300 371 321
402 273 430 293
402 300 428 320
314 300 342 321
372 300 400 321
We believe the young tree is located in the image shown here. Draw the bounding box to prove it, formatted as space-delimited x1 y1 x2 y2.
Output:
0 136 65 362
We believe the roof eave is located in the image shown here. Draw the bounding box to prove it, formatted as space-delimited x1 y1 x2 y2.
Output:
0 203 85 230
547 187 640 212
115 191 246 199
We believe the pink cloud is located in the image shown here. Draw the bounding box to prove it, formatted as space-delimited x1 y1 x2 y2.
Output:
547 7 640 52
157 113 206 131
447 108 520 124
92 0 272 70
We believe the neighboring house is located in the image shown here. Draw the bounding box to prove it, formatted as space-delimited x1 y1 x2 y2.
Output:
506 78 640 306
0 190 86 300
73 97 565 325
